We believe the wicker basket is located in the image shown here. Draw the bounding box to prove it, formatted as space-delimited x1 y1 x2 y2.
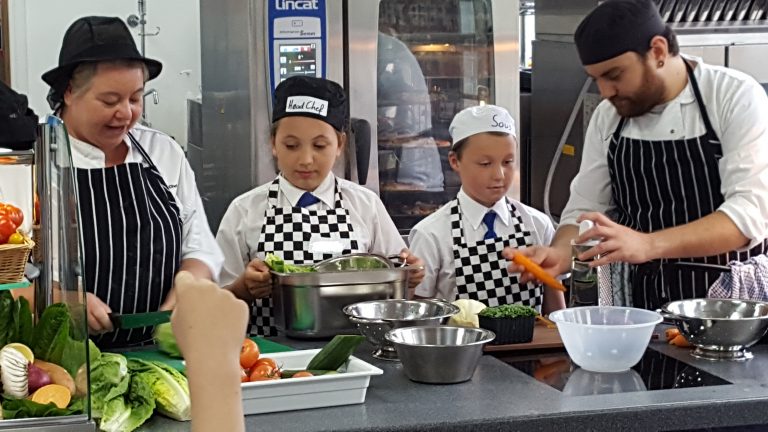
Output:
0 238 35 284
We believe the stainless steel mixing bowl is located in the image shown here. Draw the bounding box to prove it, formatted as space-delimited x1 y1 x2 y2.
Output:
343 299 460 360
385 326 496 384
660 298 768 358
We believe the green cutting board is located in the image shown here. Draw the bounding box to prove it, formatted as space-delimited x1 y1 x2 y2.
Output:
123 337 294 373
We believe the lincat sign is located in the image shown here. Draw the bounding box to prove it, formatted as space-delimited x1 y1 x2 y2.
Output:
275 0 319 10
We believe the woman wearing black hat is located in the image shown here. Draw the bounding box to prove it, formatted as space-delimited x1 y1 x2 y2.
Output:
506 0 768 311
42 16 223 347
215 76 425 336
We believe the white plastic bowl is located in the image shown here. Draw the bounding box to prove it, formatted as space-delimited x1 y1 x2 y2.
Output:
549 306 662 373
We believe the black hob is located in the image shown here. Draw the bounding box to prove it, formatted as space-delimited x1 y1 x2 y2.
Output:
499 349 731 396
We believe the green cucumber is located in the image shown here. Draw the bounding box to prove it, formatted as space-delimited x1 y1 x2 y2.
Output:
306 335 365 371
280 369 337 378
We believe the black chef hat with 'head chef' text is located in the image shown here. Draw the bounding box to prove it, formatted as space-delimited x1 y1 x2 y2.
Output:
574 0 667 66
272 76 348 132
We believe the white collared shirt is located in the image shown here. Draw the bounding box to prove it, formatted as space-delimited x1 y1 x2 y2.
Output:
216 173 406 286
562 55 768 249
409 189 555 300
69 124 224 280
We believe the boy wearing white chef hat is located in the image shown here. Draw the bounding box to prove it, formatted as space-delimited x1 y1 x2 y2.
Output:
409 105 565 313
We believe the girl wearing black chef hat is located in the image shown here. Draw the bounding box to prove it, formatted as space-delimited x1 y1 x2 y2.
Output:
216 76 425 336
41 16 223 347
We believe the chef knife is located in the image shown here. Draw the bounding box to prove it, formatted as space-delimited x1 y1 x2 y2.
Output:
109 310 172 329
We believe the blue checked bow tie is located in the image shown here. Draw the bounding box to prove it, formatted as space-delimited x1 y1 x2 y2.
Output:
297 192 321 208
482 211 497 240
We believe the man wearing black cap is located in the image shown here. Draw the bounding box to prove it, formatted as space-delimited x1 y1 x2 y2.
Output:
507 0 768 310
42 16 223 346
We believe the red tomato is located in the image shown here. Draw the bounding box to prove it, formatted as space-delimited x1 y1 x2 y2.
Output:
292 371 314 378
248 363 279 381
253 358 278 371
240 369 249 383
4 204 23 227
240 339 260 369
0 218 16 244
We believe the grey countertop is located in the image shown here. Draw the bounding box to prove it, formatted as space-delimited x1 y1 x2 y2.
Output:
141 334 768 432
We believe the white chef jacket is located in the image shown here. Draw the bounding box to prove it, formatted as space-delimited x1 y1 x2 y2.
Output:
69 124 224 280
562 55 768 249
410 188 555 300
216 173 406 286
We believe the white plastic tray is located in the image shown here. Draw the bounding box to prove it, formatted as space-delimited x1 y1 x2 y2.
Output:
241 349 383 414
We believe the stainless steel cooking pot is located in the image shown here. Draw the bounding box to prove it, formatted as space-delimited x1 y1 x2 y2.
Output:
271 255 415 339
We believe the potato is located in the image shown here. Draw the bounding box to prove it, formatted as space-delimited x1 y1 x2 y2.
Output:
33 360 75 395
75 363 88 397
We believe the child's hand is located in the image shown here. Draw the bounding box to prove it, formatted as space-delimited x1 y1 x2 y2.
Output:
398 248 426 298
503 246 570 284
171 271 247 432
242 258 273 299
171 271 249 360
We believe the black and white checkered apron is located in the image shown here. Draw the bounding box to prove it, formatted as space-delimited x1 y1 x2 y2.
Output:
451 199 543 311
77 133 182 348
252 177 359 336
607 60 768 310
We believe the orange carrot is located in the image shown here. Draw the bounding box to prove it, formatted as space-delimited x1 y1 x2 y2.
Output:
665 328 680 342
512 253 567 292
669 334 692 347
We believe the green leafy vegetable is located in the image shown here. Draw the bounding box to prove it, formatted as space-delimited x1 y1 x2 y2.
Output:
265 253 315 273
11 296 34 347
153 323 182 358
128 358 191 421
32 303 71 364
0 291 14 346
478 304 538 319
2 397 84 419
90 353 130 419
98 373 156 432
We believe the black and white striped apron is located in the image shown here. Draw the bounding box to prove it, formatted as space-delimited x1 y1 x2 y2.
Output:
77 133 182 348
252 177 359 336
451 199 543 311
607 60 768 311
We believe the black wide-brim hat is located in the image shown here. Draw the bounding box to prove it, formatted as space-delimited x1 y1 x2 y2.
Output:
42 16 162 109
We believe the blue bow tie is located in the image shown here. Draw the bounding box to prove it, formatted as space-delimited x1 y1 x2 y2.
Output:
483 211 497 240
297 192 321 208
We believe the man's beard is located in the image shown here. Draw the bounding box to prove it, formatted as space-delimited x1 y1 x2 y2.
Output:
609 64 666 118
